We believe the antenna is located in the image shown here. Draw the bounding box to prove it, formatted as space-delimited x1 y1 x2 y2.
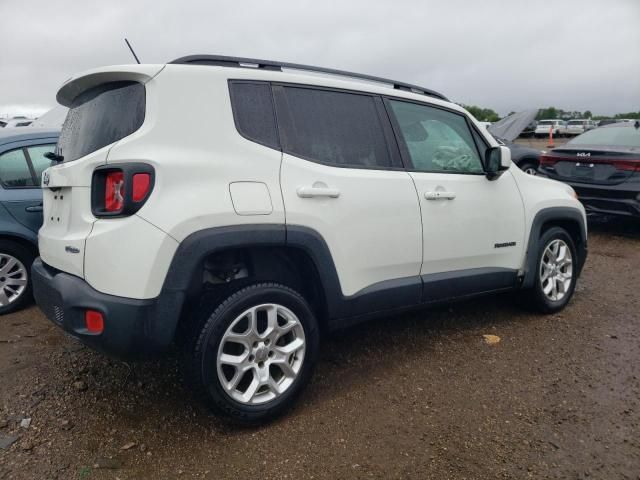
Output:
124 38 141 64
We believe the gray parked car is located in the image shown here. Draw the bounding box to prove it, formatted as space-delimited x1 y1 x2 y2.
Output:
487 110 545 175
0 128 59 314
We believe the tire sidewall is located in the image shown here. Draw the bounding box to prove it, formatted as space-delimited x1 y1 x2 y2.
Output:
533 227 578 313
195 284 319 423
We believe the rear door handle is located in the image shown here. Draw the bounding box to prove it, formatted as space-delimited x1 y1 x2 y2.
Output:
25 204 43 212
297 186 341 198
424 191 456 200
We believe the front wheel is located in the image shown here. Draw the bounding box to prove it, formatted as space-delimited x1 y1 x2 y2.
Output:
519 161 538 175
182 283 319 424
525 227 578 313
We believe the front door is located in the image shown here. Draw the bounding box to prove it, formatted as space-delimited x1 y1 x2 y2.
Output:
274 85 423 317
385 98 525 302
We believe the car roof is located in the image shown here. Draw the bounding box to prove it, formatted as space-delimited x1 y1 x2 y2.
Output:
0 127 60 146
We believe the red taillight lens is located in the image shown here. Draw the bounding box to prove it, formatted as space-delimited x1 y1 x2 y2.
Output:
85 310 104 334
105 171 125 212
92 164 154 217
539 154 558 166
132 173 151 202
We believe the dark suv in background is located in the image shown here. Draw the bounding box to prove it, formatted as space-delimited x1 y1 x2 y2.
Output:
0 128 59 314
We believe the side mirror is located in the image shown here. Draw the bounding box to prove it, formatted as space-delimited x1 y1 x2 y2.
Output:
485 145 511 180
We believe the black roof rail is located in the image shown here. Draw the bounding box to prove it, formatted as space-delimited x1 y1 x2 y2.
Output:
169 55 449 102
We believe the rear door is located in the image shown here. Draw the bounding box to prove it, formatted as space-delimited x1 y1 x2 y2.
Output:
385 98 525 302
274 85 423 312
0 140 57 233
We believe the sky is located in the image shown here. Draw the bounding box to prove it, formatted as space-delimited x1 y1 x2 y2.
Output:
1 0 638 119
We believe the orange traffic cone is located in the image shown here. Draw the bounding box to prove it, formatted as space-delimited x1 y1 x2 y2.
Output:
547 125 555 148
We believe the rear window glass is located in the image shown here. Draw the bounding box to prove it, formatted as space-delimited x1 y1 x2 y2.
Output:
274 86 396 169
568 126 640 148
57 81 145 162
229 82 279 149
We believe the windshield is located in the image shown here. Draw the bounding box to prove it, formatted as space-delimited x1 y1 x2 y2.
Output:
538 120 555 125
57 81 145 162
568 126 640 148
568 120 584 125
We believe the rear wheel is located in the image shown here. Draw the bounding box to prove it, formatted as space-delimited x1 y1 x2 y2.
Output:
525 227 577 313
0 240 34 315
182 283 319 424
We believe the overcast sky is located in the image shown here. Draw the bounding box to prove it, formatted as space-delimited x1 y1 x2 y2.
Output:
1 0 638 118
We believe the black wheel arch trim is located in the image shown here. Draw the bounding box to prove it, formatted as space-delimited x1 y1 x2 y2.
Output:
521 207 588 289
162 224 529 333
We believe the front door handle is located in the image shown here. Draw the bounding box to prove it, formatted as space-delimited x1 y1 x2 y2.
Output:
297 186 341 198
25 204 43 212
424 191 456 200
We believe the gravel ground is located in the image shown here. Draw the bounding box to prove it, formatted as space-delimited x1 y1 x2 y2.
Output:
0 216 639 480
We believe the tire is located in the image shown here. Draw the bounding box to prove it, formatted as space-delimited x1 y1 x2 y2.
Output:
525 227 578 314
0 240 35 315
182 282 320 425
519 161 538 175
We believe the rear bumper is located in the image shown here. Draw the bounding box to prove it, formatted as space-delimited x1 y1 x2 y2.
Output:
571 184 640 217
31 258 184 359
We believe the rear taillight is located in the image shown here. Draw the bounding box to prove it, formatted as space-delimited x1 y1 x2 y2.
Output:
609 159 640 172
132 173 151 202
105 171 125 212
539 154 558 167
91 164 154 217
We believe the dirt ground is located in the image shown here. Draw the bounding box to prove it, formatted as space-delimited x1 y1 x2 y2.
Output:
1 216 639 480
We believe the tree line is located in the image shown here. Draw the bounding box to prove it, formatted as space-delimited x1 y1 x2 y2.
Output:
460 104 640 122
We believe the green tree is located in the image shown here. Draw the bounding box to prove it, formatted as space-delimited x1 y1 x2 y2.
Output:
583 110 592 118
461 104 500 122
536 107 558 120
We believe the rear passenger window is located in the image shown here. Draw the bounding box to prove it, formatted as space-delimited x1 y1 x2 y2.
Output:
229 82 279 149
0 149 36 188
274 86 397 169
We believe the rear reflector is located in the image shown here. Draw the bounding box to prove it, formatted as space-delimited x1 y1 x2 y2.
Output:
85 310 104 334
132 173 151 202
105 171 125 212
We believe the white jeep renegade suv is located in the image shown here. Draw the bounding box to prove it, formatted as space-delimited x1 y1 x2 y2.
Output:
32 55 587 424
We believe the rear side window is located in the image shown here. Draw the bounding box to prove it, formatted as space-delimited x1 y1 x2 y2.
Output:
26 145 56 183
57 81 145 162
274 86 397 169
229 82 279 149
0 149 36 187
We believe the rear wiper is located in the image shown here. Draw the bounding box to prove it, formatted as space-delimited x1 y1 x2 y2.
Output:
44 151 64 164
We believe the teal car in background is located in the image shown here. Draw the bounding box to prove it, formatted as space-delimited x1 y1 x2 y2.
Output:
0 128 59 314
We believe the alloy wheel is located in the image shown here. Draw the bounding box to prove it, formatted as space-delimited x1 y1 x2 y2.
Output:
0 254 28 307
539 239 573 302
216 303 306 405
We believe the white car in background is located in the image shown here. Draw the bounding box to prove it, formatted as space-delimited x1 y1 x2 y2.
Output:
565 119 597 136
535 119 566 138
0 117 34 128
